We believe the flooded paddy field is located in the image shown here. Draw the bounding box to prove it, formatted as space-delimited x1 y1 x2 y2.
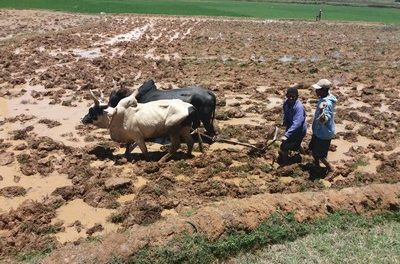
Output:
0 9 399 263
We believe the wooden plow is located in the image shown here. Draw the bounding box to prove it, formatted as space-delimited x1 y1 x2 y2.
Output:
196 126 279 153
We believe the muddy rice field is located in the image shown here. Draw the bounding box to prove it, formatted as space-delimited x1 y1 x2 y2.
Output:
0 9 399 263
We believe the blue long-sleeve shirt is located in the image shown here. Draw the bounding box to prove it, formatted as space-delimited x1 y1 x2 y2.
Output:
283 99 307 139
312 93 337 140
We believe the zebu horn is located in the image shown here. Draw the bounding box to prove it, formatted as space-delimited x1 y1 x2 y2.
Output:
90 89 100 106
132 88 139 97
100 90 105 103
112 79 118 89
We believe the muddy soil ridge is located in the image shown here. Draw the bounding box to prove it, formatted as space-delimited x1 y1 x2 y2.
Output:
0 9 399 262
44 183 400 263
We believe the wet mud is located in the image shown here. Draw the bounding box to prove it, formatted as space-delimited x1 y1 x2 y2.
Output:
0 9 399 262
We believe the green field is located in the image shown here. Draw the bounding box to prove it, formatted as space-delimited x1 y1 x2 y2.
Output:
1 0 400 24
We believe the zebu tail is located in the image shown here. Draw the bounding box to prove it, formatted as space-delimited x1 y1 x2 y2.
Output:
189 106 204 152
210 91 216 129
186 105 203 152
208 90 217 136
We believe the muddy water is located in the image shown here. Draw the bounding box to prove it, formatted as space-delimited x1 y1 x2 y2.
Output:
1 11 399 261
331 140 381 172
279 55 294 63
144 51 174 61
356 135 383 148
222 177 245 186
161 208 178 217
358 155 381 173
134 176 148 188
221 114 265 126
0 96 8 117
335 120 361 134
208 142 245 151
105 23 153 45
52 199 118 244
0 163 72 213
266 96 283 109
176 174 190 182
117 194 136 203
230 160 247 167
330 135 384 170
347 98 370 108
255 86 269 94
0 84 124 243
0 95 11 134
72 48 102 59
224 93 252 105
0 84 89 147
221 92 268 125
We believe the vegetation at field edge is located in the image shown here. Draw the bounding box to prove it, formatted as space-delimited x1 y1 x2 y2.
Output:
0 0 400 24
236 221 400 264
103 211 400 264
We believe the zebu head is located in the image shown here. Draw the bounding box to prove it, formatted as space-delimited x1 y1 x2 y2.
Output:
81 90 113 128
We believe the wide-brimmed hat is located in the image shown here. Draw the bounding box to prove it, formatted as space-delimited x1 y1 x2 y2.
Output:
312 79 332 90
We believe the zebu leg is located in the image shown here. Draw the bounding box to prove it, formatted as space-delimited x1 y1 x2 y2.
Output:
159 133 180 163
181 126 194 155
196 128 204 153
202 118 216 136
136 139 149 161
124 142 138 156
201 116 216 144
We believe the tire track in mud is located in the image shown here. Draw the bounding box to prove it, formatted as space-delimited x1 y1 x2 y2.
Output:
43 183 400 263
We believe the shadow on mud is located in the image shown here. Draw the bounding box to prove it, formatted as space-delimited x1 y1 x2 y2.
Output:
277 154 329 180
87 144 194 163
88 145 115 160
125 151 194 163
277 153 302 166
302 163 329 180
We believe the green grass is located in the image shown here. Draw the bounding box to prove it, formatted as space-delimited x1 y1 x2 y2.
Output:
15 243 56 263
86 235 104 243
352 156 370 170
115 211 400 264
236 221 400 263
1 0 400 24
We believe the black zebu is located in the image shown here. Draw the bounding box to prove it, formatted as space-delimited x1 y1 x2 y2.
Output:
109 80 217 136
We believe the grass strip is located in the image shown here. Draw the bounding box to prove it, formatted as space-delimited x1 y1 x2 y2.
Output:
236 221 400 263
103 210 400 263
0 0 400 24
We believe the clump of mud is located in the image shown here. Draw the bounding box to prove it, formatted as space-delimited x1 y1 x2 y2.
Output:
0 151 14 166
38 118 61 128
0 186 26 198
0 198 64 256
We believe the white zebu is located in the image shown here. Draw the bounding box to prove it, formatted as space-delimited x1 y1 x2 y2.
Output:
81 90 202 162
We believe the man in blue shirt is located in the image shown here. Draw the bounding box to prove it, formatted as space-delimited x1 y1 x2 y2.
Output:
278 87 307 164
309 79 337 172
